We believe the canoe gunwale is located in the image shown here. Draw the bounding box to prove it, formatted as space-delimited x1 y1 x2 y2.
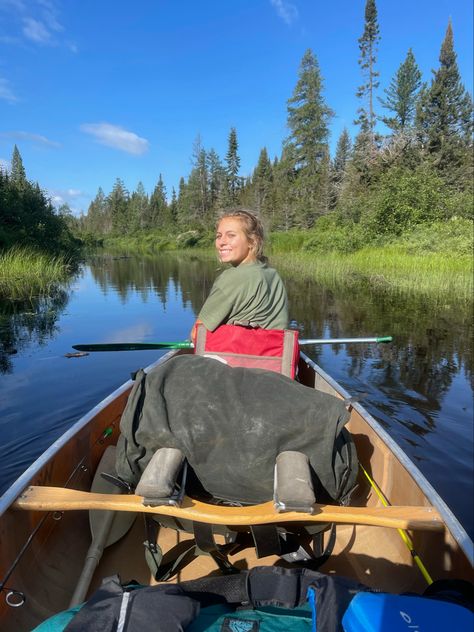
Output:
300 352 474 567
1 349 472 569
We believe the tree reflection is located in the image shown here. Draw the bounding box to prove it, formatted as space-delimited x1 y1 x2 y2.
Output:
287 276 472 437
0 288 70 374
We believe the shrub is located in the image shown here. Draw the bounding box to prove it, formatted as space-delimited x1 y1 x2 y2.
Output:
362 165 450 237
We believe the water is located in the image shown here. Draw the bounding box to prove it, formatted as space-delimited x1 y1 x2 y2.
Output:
0 253 472 538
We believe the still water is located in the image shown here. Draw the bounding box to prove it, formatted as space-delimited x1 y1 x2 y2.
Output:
0 253 472 537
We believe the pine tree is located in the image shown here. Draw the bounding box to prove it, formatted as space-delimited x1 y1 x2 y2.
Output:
380 49 422 132
330 128 352 208
149 175 168 229
416 21 473 177
85 187 108 234
129 182 149 232
189 136 209 222
207 148 225 213
286 49 333 226
169 187 178 225
11 145 27 188
272 144 298 230
253 147 273 218
355 0 380 144
225 127 241 205
176 177 188 227
107 178 129 234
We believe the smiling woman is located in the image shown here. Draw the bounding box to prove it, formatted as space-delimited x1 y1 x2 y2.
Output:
193 209 289 336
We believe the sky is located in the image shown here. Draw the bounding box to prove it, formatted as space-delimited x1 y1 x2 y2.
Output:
0 1 473 215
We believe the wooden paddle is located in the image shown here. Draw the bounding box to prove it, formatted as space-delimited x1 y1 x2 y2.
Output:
68 447 136 607
72 336 392 353
14 486 443 532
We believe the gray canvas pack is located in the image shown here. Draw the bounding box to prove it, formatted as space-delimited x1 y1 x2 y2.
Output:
115 354 358 504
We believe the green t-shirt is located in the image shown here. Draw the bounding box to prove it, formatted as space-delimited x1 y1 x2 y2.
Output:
198 261 289 331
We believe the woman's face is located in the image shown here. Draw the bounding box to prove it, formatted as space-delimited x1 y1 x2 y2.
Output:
215 217 256 266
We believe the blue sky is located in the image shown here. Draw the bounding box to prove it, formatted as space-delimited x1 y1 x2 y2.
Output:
1 1 472 215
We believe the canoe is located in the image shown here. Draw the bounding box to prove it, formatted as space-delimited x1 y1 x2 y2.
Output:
0 349 472 630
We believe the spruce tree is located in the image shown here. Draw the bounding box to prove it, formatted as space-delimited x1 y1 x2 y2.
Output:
416 21 473 177
11 145 26 188
149 175 168 228
188 136 209 222
107 178 129 234
85 187 108 234
169 187 178 225
176 177 188 227
253 147 273 217
207 148 225 213
272 144 298 230
355 0 380 144
380 49 422 132
225 127 241 205
330 128 352 209
129 182 148 232
286 49 333 226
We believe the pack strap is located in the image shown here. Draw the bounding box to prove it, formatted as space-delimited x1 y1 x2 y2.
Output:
193 522 242 575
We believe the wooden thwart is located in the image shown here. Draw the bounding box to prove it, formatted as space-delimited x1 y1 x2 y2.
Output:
14 486 444 531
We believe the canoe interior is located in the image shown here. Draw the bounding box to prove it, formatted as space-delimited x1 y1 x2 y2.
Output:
0 350 472 631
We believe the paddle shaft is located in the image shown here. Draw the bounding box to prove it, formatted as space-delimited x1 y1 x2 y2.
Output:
15 486 443 532
69 446 135 607
72 336 392 353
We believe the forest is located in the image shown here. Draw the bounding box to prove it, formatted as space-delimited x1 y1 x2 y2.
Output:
77 4 473 254
0 1 472 258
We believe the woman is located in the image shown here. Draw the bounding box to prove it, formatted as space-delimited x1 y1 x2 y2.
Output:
192 209 288 338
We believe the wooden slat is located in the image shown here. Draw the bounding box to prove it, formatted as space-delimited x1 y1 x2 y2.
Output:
14 486 444 531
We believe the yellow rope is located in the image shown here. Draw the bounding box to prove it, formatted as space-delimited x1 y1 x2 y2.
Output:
360 463 433 585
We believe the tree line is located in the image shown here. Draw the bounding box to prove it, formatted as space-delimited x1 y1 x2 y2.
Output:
0 146 79 254
79 2 472 247
1 1 472 254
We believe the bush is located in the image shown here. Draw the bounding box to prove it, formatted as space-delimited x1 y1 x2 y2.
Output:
303 215 366 253
393 218 473 255
362 165 451 237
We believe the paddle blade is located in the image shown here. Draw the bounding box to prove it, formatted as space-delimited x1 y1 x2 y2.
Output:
72 341 194 352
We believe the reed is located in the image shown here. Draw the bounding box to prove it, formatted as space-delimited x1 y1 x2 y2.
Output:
0 247 71 298
272 248 473 301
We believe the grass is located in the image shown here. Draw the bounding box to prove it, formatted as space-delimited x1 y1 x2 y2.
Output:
271 248 473 301
89 219 474 301
0 247 72 299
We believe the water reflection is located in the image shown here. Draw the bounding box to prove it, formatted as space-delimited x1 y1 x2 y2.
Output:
0 288 70 374
88 253 217 316
0 252 471 536
289 279 472 408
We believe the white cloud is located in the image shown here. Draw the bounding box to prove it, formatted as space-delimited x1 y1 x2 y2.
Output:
0 130 60 147
80 123 150 155
0 77 19 103
49 187 88 215
22 17 52 43
105 322 154 343
0 158 11 173
270 0 298 25
2 0 67 48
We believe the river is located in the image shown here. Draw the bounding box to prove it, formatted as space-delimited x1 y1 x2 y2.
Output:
0 252 472 537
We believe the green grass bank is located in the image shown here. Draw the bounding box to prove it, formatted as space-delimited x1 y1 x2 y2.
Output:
103 219 473 301
0 247 72 299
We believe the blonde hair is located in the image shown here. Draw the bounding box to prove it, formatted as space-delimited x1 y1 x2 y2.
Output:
217 208 267 262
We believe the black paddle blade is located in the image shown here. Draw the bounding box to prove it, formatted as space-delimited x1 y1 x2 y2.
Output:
72 342 194 352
